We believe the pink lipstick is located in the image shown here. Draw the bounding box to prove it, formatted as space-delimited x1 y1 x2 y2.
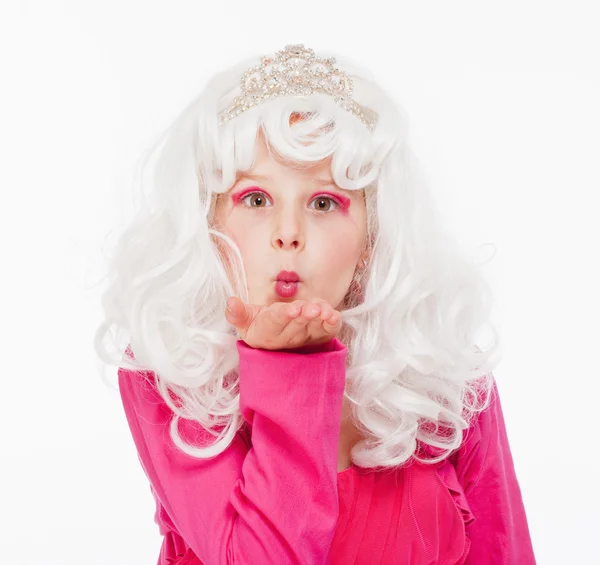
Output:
275 270 300 298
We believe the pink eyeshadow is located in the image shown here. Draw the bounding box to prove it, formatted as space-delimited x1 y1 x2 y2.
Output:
230 186 351 215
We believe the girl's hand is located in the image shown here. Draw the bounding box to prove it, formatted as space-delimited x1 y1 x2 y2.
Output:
225 296 342 350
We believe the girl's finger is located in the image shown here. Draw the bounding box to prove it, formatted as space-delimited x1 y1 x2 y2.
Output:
323 310 341 331
306 297 337 324
265 302 297 332
306 307 340 337
225 297 242 321
226 297 254 332
282 302 310 330
257 302 305 347
276 302 314 343
300 298 339 337
306 297 331 316
300 301 322 319
319 306 334 321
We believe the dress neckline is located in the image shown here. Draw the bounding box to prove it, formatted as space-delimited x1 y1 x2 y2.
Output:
337 463 357 477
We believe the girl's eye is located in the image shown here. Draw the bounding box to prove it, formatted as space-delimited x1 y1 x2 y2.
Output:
309 195 339 212
240 192 339 212
241 192 272 208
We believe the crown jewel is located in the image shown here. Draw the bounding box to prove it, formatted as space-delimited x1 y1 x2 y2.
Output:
217 43 375 131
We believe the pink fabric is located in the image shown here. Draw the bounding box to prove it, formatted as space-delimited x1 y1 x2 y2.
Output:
118 338 536 564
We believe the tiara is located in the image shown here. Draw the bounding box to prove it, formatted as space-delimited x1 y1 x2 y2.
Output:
217 43 375 131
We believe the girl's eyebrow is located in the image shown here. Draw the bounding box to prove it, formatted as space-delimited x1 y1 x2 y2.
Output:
236 172 337 187
235 173 362 198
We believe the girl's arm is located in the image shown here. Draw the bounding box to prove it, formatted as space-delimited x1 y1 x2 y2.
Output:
118 338 347 565
454 378 537 564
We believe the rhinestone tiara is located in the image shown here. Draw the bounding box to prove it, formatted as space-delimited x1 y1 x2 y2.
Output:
217 43 375 131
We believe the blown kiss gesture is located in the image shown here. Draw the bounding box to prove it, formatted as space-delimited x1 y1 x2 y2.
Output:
225 296 342 350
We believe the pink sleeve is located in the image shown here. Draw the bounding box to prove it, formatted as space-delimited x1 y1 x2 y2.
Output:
453 378 537 564
118 338 347 565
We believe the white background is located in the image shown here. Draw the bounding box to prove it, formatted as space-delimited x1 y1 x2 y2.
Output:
1 1 598 564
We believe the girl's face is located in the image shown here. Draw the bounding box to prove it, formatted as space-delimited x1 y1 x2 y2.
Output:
213 133 368 310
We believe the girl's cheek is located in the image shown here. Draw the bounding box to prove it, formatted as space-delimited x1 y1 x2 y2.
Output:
227 216 263 246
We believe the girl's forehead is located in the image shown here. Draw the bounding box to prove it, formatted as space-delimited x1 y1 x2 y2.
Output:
223 114 369 193
235 139 334 181
239 159 333 180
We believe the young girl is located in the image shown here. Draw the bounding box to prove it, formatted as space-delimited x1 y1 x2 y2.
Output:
95 43 536 564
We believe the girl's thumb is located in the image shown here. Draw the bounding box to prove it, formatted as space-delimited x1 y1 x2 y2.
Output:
227 297 251 333
226 297 238 316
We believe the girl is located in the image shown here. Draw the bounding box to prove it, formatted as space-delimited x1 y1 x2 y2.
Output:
95 43 536 564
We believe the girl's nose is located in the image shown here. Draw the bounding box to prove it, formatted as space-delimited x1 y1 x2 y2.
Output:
272 207 305 250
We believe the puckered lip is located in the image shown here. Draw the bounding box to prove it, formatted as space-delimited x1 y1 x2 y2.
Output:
276 270 300 282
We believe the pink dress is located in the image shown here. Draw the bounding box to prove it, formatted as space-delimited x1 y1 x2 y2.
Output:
118 338 536 564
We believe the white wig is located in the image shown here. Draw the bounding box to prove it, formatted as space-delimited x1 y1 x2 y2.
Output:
95 47 502 470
